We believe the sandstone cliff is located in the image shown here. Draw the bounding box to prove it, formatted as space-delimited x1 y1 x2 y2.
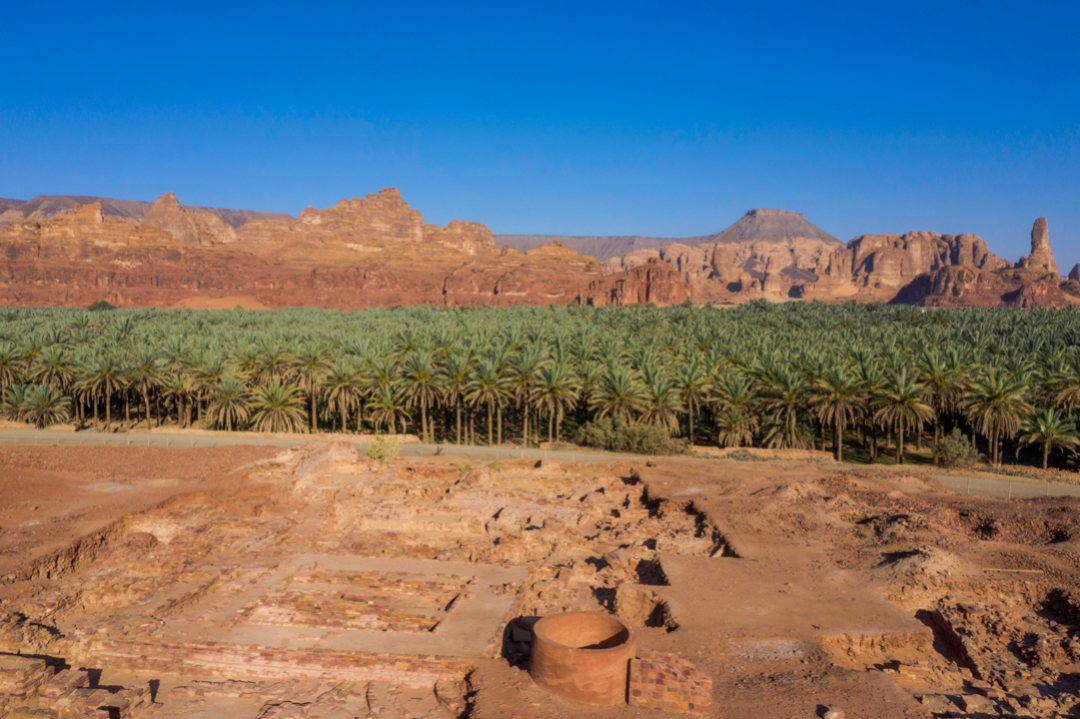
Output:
891 219 1076 308
0 193 680 310
1070 264 1080 282
141 192 237 245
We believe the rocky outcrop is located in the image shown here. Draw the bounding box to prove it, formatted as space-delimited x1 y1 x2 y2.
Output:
1070 264 1080 282
583 257 690 307
1017 218 1059 275
0 194 685 310
4 195 289 227
891 219 1077 308
140 193 237 245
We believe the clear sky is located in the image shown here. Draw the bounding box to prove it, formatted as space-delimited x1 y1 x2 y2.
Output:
2 1 1078 272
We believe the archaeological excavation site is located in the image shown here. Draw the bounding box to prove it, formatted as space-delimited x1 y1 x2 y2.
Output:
0 443 1078 719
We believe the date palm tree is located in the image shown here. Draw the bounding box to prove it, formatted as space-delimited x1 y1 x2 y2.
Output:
874 368 934 465
129 351 165 429
399 350 442 443
533 360 579 443
206 375 251 432
0 343 22 395
963 367 1034 466
295 344 330 433
466 358 512 445
24 384 71 428
251 378 308 433
761 366 805 450
811 366 860 462
591 364 647 422
324 359 363 433
366 383 410 436
1017 408 1079 470
673 359 711 445
80 353 125 430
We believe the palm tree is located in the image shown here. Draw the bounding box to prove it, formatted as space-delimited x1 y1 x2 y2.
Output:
466 358 512 445
366 384 410 436
963 367 1035 466
716 406 759 448
0 343 22 395
2 384 30 422
256 344 296 386
673 359 711 445
533 361 580 443
1017 408 1079 470
250 378 308 433
874 368 935 465
294 345 330 433
161 374 196 428
509 344 545 446
24 385 71 428
129 351 165 429
80 353 125 430
591 364 647 421
206 375 252 432
399 350 442 443
639 366 682 433
762 366 805 450
811 366 861 462
443 351 472 444
29 346 76 392
324 359 363 433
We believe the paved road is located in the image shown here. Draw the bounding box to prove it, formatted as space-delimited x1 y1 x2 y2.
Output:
931 472 1080 499
3 428 1078 500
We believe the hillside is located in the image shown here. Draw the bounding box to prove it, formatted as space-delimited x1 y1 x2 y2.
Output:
1 195 291 227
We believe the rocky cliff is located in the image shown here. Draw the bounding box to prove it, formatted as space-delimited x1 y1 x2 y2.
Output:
0 195 290 228
0 193 681 310
889 218 1077 308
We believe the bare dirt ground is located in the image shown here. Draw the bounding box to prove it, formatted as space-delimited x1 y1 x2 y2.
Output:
0 446 1077 719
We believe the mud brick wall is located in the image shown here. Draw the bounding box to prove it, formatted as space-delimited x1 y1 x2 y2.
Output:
932 608 986 679
0 654 52 699
56 638 471 689
629 650 712 717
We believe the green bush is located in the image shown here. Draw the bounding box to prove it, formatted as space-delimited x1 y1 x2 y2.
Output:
367 436 400 463
88 300 117 311
932 428 983 468
573 416 685 455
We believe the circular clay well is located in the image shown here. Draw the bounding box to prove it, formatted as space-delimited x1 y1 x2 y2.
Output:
528 611 638 706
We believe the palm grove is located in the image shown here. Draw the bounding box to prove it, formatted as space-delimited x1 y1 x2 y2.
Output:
1 302 1079 469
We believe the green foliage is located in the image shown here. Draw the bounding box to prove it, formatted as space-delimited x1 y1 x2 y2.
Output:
574 416 685 455
932 428 983 468
88 300 117 312
367 435 400 463
457 463 472 478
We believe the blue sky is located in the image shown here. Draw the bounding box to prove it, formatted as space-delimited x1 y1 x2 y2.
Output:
2 1 1078 271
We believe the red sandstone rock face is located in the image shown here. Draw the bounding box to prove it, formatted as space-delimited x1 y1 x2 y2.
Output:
1069 264 1080 282
584 257 690 307
141 193 237 245
1017 218 1059 275
0 194 680 310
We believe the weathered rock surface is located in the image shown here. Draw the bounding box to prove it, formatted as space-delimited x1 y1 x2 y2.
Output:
1070 264 1080 282
584 257 690 307
1016 217 1059 275
2 195 289 228
0 193 675 310
140 192 237 245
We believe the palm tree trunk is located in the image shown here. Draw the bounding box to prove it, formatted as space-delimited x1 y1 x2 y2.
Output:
897 415 905 465
523 400 529 447
456 402 462 444
105 391 111 430
689 399 696 447
788 407 795 450
1043 444 1049 470
836 419 843 462
143 388 152 430
487 403 493 446
125 393 131 424
556 406 564 442
549 409 554 443
497 405 503 446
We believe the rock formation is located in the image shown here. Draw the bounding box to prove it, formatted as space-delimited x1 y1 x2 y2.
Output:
584 257 690 307
0 195 289 228
0 192 673 310
140 192 237 245
1017 218 1059 275
1070 264 1080 282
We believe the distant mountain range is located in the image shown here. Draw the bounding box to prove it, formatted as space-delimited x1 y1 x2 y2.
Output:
0 195 290 228
496 209 842 261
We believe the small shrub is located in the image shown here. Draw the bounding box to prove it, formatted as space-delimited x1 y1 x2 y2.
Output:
88 300 117 311
573 416 685 456
458 463 472 478
367 435 400 463
932 428 983 468
487 461 501 471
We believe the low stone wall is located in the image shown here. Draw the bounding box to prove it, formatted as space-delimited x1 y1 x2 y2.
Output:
55 638 471 689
